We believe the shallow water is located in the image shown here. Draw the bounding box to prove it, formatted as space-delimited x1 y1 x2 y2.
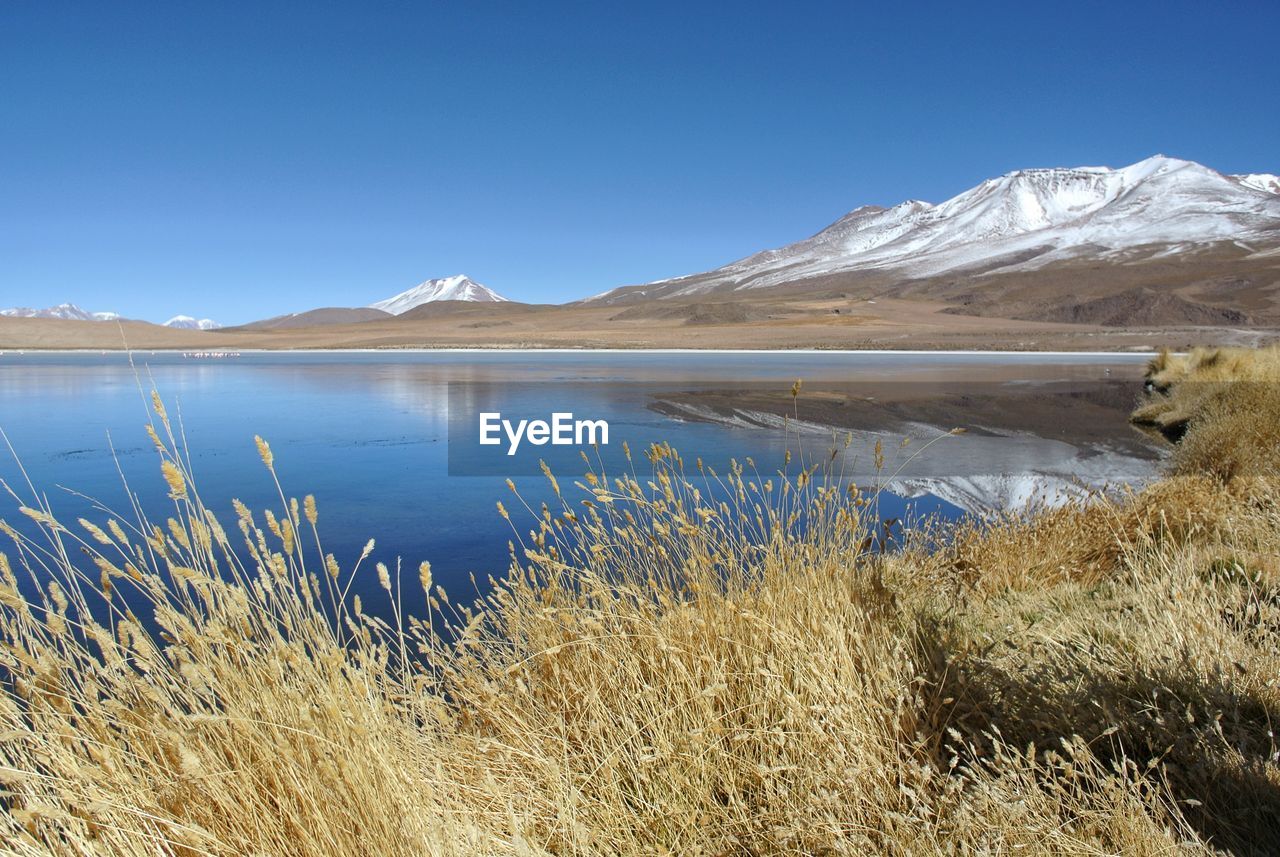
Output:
0 350 1158 611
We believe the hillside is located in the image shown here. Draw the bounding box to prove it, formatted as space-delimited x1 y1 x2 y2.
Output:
235 307 394 330
589 156 1280 308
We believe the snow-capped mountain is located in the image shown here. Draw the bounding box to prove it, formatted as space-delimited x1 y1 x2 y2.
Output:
591 156 1280 302
370 275 508 314
163 316 222 330
0 303 120 321
1 303 219 328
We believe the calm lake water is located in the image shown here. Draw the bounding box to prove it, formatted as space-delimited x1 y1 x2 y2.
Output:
0 350 1157 613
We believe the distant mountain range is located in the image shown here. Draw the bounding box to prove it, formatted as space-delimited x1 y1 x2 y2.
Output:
4 156 1278 342
0 304 222 329
0 274 510 334
1 303 122 322
590 156 1280 304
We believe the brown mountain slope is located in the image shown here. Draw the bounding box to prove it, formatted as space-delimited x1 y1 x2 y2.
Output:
594 241 1280 329
234 308 393 330
901 243 1280 326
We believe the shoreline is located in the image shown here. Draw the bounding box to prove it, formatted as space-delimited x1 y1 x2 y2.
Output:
0 347 1163 357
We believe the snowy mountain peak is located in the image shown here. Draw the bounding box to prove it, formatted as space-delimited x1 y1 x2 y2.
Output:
0 303 117 322
369 275 509 314
593 155 1280 301
163 316 222 330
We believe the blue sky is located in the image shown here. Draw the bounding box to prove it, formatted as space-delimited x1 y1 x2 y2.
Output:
2 1 1277 324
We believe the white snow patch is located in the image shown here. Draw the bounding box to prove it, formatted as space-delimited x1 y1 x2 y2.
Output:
1232 173 1280 195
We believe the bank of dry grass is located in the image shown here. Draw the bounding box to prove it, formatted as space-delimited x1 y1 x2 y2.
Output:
0 349 1278 854
1133 344 1280 480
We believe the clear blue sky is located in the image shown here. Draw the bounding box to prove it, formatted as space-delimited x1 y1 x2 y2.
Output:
2 0 1277 324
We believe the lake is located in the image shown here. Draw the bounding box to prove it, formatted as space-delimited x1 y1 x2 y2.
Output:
0 350 1161 613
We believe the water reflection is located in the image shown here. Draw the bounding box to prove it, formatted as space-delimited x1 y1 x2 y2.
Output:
0 351 1160 608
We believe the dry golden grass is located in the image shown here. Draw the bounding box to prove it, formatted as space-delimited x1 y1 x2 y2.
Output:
0 352 1278 854
1132 344 1280 480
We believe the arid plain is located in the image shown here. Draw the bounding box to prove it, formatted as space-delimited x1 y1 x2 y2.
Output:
4 293 1278 353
